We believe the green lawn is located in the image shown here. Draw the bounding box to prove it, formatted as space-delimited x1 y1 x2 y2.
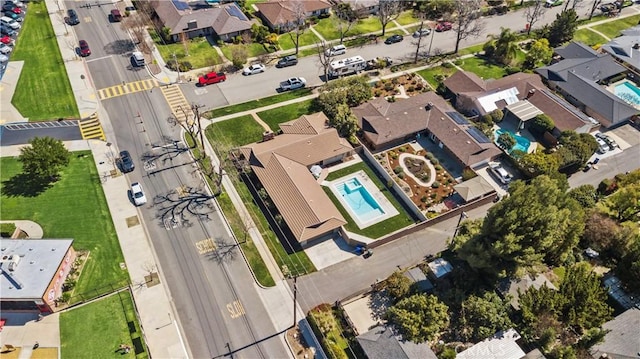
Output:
457 44 484 56
351 16 385 35
458 56 508 79
219 43 272 62
60 291 147 359
416 65 458 90
10 1 78 120
573 29 608 46
278 31 320 51
591 14 640 39
396 10 420 25
0 153 127 296
149 29 222 69
312 16 345 41
256 99 317 131
324 162 414 239
205 88 313 118
205 115 265 148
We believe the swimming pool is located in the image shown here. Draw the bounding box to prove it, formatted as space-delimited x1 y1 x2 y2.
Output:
614 81 640 106
334 177 385 223
494 129 531 154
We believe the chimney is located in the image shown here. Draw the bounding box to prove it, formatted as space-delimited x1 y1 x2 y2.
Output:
426 102 434 110
526 89 536 99
262 131 275 141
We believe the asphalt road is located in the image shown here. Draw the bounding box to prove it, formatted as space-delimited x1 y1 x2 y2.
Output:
0 120 81 145
68 2 290 358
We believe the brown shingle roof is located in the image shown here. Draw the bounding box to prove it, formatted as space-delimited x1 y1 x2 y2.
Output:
151 1 253 36
255 0 331 26
444 70 486 94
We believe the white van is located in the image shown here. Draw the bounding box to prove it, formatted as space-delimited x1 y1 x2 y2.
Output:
1 16 21 30
326 44 346 57
131 51 145 67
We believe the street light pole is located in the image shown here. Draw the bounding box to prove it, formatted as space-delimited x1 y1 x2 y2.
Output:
451 211 468 248
173 52 181 83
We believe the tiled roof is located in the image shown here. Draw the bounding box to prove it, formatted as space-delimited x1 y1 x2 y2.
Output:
591 308 640 359
255 0 332 26
357 326 438 359
444 70 486 94
555 41 599 59
601 25 640 72
152 1 253 36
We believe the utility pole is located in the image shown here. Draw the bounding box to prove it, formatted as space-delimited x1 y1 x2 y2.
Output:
292 276 298 327
173 52 181 83
427 23 436 58
451 211 468 248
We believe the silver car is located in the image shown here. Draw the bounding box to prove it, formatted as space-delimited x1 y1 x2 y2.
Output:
242 63 265 75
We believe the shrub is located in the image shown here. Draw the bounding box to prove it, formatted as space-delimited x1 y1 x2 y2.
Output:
435 165 442 171
388 96 396 102
421 196 428 202
421 173 430 182
432 181 440 188
398 147 406 152
425 153 434 161
453 59 463 66
407 85 415 92
430 193 438 199
393 166 403 174
431 158 439 165
179 61 193 72
505 66 521 75
384 82 395 91
490 109 504 122
416 83 424 91
433 74 446 82
597 178 617 195
387 179 394 188
398 172 405 179
442 62 454 68
391 77 399 84
447 177 454 184
462 168 477 180
0 223 16 238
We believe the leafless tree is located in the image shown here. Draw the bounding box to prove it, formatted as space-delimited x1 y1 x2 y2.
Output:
167 105 198 152
564 0 585 11
153 186 216 228
179 32 189 56
315 40 332 83
412 18 429 63
378 0 402 36
288 0 307 55
335 3 357 44
524 0 547 35
122 13 152 53
588 0 603 19
452 0 485 54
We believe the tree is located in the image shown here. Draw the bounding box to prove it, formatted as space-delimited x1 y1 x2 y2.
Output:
530 114 555 134
588 0 603 20
555 131 598 169
559 263 612 331
524 0 547 35
604 183 640 221
288 0 307 55
458 175 584 279
385 271 412 302
567 184 597 209
617 236 640 290
19 137 71 181
417 0 455 20
497 132 517 151
458 292 513 342
378 0 402 36
452 0 485 54
335 3 357 44
387 294 449 343
230 45 248 68
524 38 553 70
413 20 428 63
250 24 270 43
122 13 152 53
332 103 359 142
486 27 519 65
315 40 332 83
519 151 560 177
547 9 579 47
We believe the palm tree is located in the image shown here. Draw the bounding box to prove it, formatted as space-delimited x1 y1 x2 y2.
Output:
487 27 519 65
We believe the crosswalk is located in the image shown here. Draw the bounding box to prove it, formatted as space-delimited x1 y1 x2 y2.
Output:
98 79 158 100
160 85 193 124
79 113 106 141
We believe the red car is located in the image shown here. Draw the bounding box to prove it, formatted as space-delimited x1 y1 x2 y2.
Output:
435 21 452 32
10 6 21 14
1 36 12 45
79 40 91 57
198 72 226 86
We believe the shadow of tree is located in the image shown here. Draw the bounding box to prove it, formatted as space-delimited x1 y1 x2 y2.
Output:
104 40 136 55
1 173 53 198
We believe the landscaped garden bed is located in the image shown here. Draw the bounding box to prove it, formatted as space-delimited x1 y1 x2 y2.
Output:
375 145 457 214
372 73 429 98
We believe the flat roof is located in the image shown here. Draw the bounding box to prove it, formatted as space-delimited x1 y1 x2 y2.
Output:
0 239 73 299
428 258 452 279
457 329 526 359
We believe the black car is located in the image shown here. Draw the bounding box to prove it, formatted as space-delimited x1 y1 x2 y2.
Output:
276 55 298 68
384 34 403 44
2 3 15 11
67 9 79 25
0 25 16 37
118 150 135 173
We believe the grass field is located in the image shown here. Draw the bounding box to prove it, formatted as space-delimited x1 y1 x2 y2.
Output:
312 16 349 41
573 29 608 46
0 153 127 296
416 65 458 90
324 162 414 239
220 43 273 62
458 56 508 79
256 98 317 131
591 14 640 39
205 88 313 118
149 29 222 69
278 31 320 51
396 10 420 25
205 115 265 148
10 1 78 120
60 291 147 359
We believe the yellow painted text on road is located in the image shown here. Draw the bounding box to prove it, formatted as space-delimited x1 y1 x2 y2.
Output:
227 300 245 319
195 238 216 254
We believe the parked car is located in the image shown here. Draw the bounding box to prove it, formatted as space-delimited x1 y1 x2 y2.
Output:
67 9 79 25
0 25 16 36
2 3 16 12
325 44 346 57
412 29 431 38
545 0 563 7
384 34 403 44
79 39 91 56
595 137 611 154
435 21 452 32
110 9 122 22
198 71 226 86
600 3 617 11
3 11 22 22
118 150 135 173
0 35 13 45
242 63 265 75
0 53 7 63
5 0 26 8
276 55 298 68
130 182 147 206
279 77 306 91
0 43 11 54
595 132 619 149
488 163 513 185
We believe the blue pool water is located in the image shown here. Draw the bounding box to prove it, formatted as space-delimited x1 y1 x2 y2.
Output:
335 177 385 223
494 129 531 154
614 81 640 106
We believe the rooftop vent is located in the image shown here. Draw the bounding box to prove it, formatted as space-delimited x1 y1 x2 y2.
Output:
426 102 434 110
262 131 274 141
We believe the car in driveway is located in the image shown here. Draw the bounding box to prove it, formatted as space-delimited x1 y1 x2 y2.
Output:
131 182 147 206
596 132 619 149
118 150 135 173
242 63 265 75
435 21 452 32
595 137 611 154
198 71 226 86
279 77 306 91
488 163 513 185
67 9 79 25
384 34 403 44
276 55 298 68
79 39 91 56
413 29 431 38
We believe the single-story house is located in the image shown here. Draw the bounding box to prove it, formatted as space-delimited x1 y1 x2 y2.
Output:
536 41 638 128
0 239 76 313
427 258 453 280
150 0 254 42
238 113 354 247
497 273 556 310
600 25 640 74
456 328 526 359
254 0 332 32
332 0 379 17
357 326 438 359
443 71 599 133
351 92 502 169
590 308 640 359
453 175 496 203
404 267 434 292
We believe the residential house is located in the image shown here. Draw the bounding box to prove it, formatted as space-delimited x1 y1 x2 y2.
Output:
590 308 640 359
0 239 76 313
254 0 332 32
332 0 379 18
443 70 599 133
357 326 438 359
536 41 638 128
404 267 434 292
427 258 453 280
456 328 526 359
150 0 254 42
238 113 354 247
453 175 496 203
601 25 640 74
351 92 502 169
497 273 556 310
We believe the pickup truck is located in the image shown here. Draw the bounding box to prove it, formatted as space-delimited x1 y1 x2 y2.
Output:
279 77 306 91
198 72 226 86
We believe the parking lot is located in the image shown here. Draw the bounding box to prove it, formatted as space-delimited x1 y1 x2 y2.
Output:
0 0 26 79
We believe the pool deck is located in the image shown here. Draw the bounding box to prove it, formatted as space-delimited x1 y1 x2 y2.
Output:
607 79 640 110
323 170 399 229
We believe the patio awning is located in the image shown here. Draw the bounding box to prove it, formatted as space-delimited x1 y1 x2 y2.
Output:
454 175 495 202
505 100 544 122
